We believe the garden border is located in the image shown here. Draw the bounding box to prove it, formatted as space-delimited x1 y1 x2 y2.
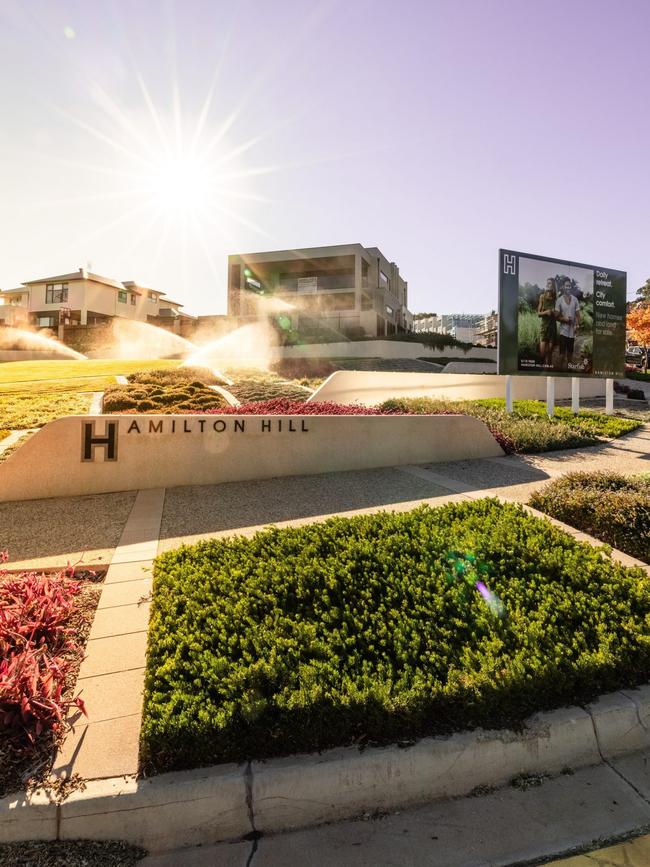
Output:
2 687 650 853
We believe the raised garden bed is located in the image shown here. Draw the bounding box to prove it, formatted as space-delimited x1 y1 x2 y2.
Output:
141 499 650 774
530 472 650 564
103 366 230 413
0 564 103 798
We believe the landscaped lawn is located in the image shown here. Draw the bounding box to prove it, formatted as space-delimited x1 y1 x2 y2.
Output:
530 472 650 563
141 500 650 773
0 358 180 395
222 367 313 403
0 391 93 429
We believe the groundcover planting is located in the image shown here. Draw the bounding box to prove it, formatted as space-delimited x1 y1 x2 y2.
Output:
142 500 650 774
380 397 641 453
530 472 650 564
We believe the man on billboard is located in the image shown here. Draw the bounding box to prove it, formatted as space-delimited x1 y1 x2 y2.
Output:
555 279 581 371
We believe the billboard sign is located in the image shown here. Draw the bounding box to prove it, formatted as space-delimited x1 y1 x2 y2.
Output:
498 249 626 377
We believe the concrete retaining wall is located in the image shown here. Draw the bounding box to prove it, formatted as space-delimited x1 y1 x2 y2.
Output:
272 340 496 361
3 686 650 851
0 413 504 502
310 371 608 406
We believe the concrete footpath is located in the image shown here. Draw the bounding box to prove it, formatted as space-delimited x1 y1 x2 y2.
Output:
141 749 650 866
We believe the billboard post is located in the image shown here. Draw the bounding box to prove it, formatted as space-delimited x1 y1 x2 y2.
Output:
546 377 555 417
571 377 580 415
498 249 626 382
606 379 614 415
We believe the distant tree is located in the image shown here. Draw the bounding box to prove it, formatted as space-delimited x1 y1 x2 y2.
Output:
628 303 650 373
636 278 650 303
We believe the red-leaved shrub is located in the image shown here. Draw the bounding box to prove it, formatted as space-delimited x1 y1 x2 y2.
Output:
0 566 87 748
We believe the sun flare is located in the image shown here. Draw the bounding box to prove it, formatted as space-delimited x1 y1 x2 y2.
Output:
148 154 212 212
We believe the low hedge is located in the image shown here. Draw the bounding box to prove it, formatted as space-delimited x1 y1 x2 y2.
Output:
141 500 650 773
530 472 650 563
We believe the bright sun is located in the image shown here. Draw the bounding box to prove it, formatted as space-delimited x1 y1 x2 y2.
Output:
148 155 211 212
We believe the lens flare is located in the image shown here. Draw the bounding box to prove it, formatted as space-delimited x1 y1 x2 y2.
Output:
445 551 506 619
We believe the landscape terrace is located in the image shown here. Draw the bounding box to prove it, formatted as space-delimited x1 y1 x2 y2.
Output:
1 3 650 867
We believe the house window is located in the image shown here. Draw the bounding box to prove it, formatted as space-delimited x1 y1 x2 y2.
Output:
130 294 136 305
148 292 157 304
379 270 389 286
386 305 394 316
38 315 56 327
118 289 128 303
45 283 68 303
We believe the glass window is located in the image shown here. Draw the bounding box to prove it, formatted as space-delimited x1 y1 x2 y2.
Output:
118 289 127 303
130 294 136 305
148 291 157 304
45 283 68 303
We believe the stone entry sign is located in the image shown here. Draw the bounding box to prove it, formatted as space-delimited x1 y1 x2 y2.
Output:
0 414 504 502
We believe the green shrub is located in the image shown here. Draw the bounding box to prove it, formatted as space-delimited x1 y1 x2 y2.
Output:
379 397 641 453
530 472 650 563
141 500 650 773
102 381 228 413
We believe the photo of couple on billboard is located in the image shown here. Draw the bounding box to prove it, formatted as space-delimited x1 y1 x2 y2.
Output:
517 257 593 374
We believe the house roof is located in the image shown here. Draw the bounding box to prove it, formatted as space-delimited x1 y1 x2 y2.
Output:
158 297 184 308
23 269 124 290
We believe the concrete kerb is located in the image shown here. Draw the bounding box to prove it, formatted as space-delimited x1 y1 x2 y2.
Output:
3 689 650 852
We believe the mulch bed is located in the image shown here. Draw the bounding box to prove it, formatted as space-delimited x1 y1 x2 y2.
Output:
0 840 146 867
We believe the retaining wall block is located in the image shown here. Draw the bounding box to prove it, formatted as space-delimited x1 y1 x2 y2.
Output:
0 788 57 843
58 764 249 853
588 689 650 759
252 706 599 834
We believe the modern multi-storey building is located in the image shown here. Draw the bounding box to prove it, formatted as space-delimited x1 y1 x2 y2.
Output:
227 244 413 338
0 269 191 329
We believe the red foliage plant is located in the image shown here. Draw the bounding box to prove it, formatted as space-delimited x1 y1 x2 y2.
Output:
204 398 390 415
0 559 87 749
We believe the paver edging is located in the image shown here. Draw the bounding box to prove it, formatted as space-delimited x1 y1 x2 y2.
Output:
3 686 650 852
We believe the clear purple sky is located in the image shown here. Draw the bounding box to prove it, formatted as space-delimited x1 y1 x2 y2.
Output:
1 0 648 315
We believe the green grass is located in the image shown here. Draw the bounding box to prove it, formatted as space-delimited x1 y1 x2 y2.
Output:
379 397 641 453
0 430 9 442
0 392 93 429
530 472 650 563
0 359 180 394
141 500 650 773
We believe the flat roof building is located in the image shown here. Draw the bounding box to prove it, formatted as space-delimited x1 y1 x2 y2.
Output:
228 244 412 339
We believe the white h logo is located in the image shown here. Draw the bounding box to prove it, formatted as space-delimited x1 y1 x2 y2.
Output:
503 254 516 275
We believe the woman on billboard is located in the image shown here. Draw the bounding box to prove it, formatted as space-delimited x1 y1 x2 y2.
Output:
537 278 557 367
